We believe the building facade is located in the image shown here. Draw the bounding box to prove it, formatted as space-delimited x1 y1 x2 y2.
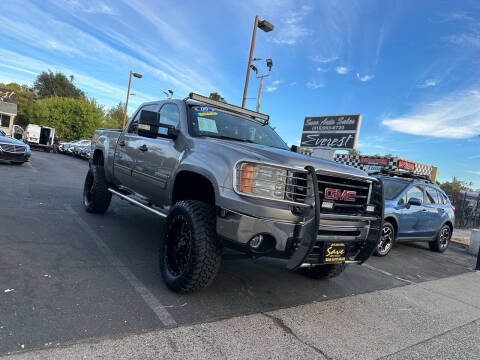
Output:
0 88 17 136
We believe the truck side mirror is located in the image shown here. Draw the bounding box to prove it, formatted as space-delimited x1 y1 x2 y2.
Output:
138 110 160 138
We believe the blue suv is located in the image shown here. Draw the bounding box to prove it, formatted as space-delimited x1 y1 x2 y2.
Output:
373 174 455 256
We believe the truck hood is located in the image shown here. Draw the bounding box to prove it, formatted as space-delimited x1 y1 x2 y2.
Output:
201 137 369 179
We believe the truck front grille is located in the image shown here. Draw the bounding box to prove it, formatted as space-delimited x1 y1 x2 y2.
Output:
288 172 372 216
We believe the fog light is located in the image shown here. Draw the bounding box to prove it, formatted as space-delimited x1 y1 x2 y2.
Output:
249 235 263 249
366 205 375 212
322 201 334 209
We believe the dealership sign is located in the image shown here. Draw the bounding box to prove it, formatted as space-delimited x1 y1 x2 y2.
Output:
300 114 362 150
398 159 415 171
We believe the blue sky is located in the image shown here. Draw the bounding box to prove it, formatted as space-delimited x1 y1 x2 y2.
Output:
1 0 479 188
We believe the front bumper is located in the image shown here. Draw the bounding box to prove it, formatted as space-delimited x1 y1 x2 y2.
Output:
217 167 384 269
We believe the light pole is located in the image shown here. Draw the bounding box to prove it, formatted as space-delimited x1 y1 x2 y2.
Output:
123 70 143 129
251 58 273 112
241 16 274 108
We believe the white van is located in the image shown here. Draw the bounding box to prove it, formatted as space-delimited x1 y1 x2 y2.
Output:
25 124 55 151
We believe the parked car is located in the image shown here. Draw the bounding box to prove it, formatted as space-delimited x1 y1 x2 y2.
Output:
25 124 55 151
72 140 91 157
373 172 455 256
59 140 80 154
0 131 31 164
84 93 384 293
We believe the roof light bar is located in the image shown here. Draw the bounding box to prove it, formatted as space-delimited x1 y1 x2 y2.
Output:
188 93 270 123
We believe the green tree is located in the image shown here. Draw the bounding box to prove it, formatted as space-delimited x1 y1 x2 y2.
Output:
103 102 127 129
348 149 361 156
209 92 225 102
0 82 36 128
438 177 474 193
33 71 85 99
25 97 103 140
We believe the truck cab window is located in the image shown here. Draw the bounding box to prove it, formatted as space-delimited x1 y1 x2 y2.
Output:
159 104 180 135
129 104 158 134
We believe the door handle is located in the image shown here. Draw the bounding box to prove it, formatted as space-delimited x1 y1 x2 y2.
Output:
118 140 126 146
138 144 148 152
422 209 427 212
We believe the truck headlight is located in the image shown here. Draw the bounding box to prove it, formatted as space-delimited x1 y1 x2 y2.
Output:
235 162 287 200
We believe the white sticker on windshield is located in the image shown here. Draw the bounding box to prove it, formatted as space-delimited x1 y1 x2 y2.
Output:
198 117 218 133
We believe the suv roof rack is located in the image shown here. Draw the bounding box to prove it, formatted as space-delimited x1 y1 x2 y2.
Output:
187 93 270 125
371 168 433 184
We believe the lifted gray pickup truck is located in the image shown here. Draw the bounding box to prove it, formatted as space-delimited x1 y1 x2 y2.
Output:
84 93 384 293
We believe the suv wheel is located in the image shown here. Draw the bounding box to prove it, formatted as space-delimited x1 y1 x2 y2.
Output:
83 166 112 214
375 221 395 257
160 200 221 293
300 263 346 279
429 224 451 253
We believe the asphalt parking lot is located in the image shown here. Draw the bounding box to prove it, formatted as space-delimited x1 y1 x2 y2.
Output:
0 151 477 356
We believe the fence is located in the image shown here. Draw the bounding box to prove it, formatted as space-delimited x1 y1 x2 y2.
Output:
445 190 480 229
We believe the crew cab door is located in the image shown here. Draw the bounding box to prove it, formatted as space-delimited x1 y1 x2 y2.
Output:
132 102 181 205
113 104 158 190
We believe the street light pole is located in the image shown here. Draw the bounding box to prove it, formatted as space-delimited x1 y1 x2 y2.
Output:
242 15 259 109
122 70 143 129
256 73 270 112
122 71 133 129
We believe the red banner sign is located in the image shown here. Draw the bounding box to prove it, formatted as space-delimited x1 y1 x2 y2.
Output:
360 157 388 165
398 160 415 170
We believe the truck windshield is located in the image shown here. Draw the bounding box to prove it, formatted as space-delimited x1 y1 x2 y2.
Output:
382 178 409 200
188 105 289 150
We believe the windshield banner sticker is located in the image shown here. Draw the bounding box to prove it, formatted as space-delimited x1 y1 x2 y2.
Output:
195 106 217 116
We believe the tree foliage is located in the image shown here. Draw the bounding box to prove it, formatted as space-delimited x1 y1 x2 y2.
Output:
209 92 225 102
438 177 474 193
33 71 85 99
25 97 104 140
103 102 127 129
348 149 361 156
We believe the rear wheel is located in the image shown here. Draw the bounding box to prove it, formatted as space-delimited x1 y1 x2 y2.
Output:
374 221 395 256
160 200 221 293
83 166 112 214
300 263 346 279
429 224 451 252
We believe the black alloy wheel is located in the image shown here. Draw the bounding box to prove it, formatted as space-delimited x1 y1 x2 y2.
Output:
164 215 192 277
430 224 451 252
375 221 395 256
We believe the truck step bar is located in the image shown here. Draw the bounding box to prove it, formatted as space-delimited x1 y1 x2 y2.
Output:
108 188 168 218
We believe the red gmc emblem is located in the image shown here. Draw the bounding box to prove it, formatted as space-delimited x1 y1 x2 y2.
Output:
324 188 356 202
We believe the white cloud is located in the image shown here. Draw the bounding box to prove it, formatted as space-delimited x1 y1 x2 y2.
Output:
273 5 311 45
335 66 349 75
311 56 338 63
443 33 480 48
306 81 324 89
55 0 116 15
467 170 480 176
382 89 480 139
356 73 374 82
289 82 297 86
265 86 278 92
417 79 437 88
316 67 330 73
272 80 281 85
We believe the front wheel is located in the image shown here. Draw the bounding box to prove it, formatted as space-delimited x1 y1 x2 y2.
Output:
429 224 451 252
83 166 112 214
160 200 221 293
374 221 395 256
299 263 346 279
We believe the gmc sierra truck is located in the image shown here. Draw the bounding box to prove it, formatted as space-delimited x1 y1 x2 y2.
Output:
84 93 384 293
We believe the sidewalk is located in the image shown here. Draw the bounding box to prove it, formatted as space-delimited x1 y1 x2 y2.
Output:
3 271 479 360
452 228 473 245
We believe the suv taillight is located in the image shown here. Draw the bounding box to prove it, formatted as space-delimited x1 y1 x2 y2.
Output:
451 205 455 213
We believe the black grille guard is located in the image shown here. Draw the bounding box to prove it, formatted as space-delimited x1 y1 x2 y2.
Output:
287 166 384 270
